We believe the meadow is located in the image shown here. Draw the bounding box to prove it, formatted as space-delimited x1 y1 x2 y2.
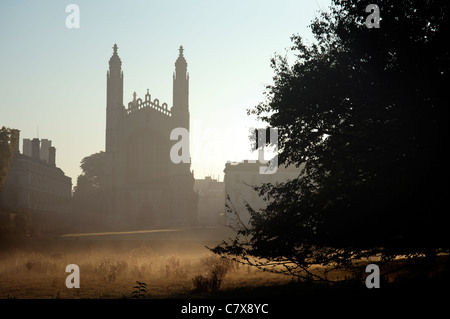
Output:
1 226 447 300
0 227 294 299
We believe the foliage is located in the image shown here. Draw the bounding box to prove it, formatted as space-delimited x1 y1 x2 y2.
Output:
72 151 107 227
192 272 222 293
192 256 236 293
212 0 449 281
131 281 147 299
73 151 106 195
0 126 19 189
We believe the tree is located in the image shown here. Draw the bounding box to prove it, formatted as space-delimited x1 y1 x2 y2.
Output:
0 126 19 206
72 151 107 228
212 0 449 281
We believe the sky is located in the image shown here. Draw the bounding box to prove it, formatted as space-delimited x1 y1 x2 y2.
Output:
0 0 331 185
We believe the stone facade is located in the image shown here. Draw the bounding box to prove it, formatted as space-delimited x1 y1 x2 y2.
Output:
105 44 197 227
223 157 304 227
1 137 72 232
193 176 225 226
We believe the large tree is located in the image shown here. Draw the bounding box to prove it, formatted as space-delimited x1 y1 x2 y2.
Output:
212 0 449 280
72 151 107 228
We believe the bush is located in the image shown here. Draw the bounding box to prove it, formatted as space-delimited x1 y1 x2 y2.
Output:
192 256 238 293
192 271 222 293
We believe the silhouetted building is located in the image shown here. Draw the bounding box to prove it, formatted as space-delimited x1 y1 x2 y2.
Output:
194 176 225 226
105 44 197 227
1 135 72 232
223 155 303 226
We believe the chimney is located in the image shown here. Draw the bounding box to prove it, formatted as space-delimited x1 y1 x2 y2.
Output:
23 139 31 156
31 138 40 160
48 146 56 166
40 139 51 162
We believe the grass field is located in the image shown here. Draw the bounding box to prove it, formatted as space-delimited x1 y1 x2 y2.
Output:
0 226 448 300
0 226 295 299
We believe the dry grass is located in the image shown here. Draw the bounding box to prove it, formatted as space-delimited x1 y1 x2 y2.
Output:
0 235 292 299
5 227 442 299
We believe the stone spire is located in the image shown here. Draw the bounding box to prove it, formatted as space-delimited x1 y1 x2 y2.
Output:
175 45 187 72
109 44 122 76
173 45 189 130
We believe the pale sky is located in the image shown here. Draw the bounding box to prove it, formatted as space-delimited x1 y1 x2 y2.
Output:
0 0 331 186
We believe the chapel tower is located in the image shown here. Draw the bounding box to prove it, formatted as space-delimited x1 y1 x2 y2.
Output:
106 44 123 153
106 44 124 222
104 44 197 227
172 45 190 130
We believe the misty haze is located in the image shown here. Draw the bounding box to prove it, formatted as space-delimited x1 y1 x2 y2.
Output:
1 0 448 310
0 42 306 300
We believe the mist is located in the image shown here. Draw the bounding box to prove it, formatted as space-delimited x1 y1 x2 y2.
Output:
1 0 448 312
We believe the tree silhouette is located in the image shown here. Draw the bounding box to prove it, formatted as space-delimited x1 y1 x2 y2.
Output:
212 0 449 280
0 126 19 207
72 151 107 228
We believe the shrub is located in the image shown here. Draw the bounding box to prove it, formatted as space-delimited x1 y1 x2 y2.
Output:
192 256 237 293
192 271 222 293
131 281 147 299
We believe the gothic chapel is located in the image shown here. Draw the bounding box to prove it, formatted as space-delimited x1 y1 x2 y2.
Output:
105 44 197 227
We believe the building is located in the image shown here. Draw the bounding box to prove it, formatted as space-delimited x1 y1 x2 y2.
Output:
1 136 72 232
193 176 225 226
105 44 197 227
223 156 303 227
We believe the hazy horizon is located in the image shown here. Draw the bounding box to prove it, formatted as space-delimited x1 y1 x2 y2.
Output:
0 0 331 184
